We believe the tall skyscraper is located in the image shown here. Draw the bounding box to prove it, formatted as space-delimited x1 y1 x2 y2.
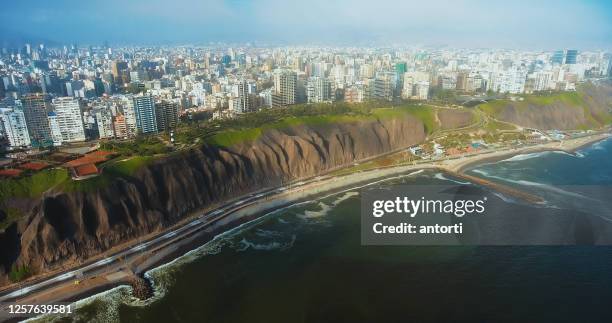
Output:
0 108 31 148
273 69 297 107
21 93 52 147
52 97 85 142
133 95 158 134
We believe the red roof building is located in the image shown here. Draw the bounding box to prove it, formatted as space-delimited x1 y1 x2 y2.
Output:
19 162 49 171
75 164 99 177
0 169 23 177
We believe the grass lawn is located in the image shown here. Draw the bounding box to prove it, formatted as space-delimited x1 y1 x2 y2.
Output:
0 168 69 202
104 156 156 177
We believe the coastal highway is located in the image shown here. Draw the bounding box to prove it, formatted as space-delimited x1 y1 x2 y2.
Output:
0 176 326 304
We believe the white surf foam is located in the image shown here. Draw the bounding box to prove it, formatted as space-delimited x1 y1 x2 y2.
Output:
434 172 472 185
238 235 296 252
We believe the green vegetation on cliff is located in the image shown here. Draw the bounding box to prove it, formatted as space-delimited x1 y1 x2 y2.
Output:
476 87 612 130
0 168 69 202
8 264 30 283
0 169 70 230
203 103 441 147
478 91 586 116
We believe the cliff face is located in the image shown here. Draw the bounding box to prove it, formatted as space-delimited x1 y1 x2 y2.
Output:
496 103 590 130
437 109 474 130
0 116 427 285
484 83 612 130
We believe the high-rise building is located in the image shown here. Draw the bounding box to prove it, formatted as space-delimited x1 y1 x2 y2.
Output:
47 112 64 146
551 49 578 65
113 114 128 139
0 108 31 149
344 85 366 103
565 50 578 64
456 72 469 91
551 50 565 65
96 109 115 139
395 62 407 75
133 95 157 134
155 100 179 131
111 60 130 85
121 96 137 137
21 93 52 147
307 77 333 103
52 97 85 142
273 69 297 107
372 75 395 102
232 80 254 113
414 81 430 100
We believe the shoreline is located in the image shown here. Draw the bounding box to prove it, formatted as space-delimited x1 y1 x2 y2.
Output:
6 131 610 321
449 132 611 173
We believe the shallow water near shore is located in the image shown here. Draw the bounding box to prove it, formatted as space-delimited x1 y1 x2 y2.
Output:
31 138 612 322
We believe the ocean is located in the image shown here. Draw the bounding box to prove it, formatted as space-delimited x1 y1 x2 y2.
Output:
31 138 612 323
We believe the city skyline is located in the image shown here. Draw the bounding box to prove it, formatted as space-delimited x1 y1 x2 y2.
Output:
1 0 611 49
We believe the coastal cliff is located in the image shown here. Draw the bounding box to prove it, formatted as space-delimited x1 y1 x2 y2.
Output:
0 114 444 285
478 83 612 130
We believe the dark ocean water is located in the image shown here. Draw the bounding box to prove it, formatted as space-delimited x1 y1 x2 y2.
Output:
33 138 612 323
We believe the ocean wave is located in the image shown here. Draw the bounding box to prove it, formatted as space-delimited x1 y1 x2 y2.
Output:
297 202 333 219
26 286 133 323
471 169 595 202
331 191 359 206
552 150 576 157
434 172 472 185
490 191 516 204
237 235 296 252
254 228 283 238
588 140 608 151
502 151 550 162
471 169 489 177
408 169 425 176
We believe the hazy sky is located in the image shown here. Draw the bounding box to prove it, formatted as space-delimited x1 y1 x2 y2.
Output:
1 0 611 49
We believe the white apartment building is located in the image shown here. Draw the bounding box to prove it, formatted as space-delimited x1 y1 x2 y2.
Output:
52 97 86 142
0 108 31 148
